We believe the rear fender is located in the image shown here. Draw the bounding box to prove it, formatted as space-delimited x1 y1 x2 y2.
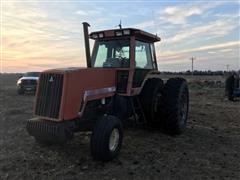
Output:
131 71 163 95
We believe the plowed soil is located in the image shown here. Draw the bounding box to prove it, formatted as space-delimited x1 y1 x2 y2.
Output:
0 74 239 180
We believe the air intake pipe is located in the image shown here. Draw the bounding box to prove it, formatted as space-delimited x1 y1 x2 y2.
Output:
82 22 91 68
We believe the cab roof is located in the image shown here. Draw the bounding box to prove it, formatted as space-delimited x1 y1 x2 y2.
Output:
89 28 161 42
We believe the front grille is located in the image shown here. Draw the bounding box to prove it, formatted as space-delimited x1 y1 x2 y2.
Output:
22 79 37 85
35 73 64 119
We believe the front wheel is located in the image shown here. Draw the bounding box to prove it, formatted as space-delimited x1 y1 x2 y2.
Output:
90 115 123 161
17 87 24 95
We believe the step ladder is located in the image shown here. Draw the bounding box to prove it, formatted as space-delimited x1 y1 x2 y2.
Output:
130 96 147 126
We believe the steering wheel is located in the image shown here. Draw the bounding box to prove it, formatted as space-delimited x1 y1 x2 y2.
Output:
120 58 129 68
103 58 113 67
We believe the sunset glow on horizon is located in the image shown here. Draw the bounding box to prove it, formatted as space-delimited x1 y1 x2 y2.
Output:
1 0 240 73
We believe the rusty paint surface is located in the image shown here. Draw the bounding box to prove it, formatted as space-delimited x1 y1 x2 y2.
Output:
60 68 116 120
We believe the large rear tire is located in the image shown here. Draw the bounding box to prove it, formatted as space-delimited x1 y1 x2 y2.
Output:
160 78 189 135
91 115 123 161
139 78 164 127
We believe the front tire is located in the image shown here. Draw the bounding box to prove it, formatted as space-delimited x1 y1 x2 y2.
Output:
17 87 24 95
91 115 123 161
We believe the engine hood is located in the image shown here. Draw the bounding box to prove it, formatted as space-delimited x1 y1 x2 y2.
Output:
36 67 117 120
43 67 88 73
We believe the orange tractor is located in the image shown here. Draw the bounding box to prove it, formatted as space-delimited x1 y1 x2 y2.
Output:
27 22 189 161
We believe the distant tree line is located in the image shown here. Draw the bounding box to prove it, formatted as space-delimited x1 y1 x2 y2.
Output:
1 70 239 76
161 70 239 76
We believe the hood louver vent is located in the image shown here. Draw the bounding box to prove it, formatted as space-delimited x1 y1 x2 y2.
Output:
35 73 63 119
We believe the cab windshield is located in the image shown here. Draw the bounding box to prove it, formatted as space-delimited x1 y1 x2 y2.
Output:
92 39 130 68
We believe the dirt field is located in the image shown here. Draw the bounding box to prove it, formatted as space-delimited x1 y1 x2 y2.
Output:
0 74 240 180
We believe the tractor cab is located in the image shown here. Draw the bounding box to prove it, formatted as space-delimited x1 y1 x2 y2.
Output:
89 28 160 69
83 23 161 94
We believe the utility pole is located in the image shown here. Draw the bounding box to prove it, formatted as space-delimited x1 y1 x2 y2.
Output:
190 57 196 75
226 64 229 72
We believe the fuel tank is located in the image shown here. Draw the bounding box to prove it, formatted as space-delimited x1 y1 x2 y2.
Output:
34 67 116 121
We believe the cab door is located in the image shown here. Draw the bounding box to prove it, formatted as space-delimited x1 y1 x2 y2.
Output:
132 40 157 88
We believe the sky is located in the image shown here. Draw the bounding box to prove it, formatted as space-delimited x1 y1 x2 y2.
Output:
1 0 240 73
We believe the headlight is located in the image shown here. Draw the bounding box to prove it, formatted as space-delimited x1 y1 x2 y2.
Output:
17 79 22 84
115 31 123 36
123 29 130 35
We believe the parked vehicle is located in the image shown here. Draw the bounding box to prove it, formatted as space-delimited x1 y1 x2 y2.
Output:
17 72 40 94
225 72 240 101
26 23 189 161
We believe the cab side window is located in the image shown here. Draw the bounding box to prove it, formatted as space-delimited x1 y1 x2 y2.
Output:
135 41 153 69
150 43 157 69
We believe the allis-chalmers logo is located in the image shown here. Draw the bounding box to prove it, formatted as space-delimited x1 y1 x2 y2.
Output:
49 76 54 82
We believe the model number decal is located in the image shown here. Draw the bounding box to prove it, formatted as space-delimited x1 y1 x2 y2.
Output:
83 86 116 101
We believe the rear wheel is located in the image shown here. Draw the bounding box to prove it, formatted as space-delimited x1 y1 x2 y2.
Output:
91 115 123 161
140 78 164 127
160 78 189 135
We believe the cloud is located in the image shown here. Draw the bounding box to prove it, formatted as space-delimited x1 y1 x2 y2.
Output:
208 51 217 54
2 1 239 73
165 18 238 43
161 7 202 24
158 2 225 24
219 49 233 52
130 20 154 29
3 1 113 73
75 8 102 16
157 41 239 58
129 1 238 45
156 41 239 71
76 10 88 15
2 1 89 73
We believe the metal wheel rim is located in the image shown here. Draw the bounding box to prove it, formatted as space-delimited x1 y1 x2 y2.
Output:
109 128 120 152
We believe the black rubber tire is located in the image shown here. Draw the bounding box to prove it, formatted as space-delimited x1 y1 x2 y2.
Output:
225 75 234 101
17 88 24 95
140 78 164 127
91 115 123 161
160 78 189 135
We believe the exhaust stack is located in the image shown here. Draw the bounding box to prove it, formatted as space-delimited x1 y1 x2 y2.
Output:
82 22 91 68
